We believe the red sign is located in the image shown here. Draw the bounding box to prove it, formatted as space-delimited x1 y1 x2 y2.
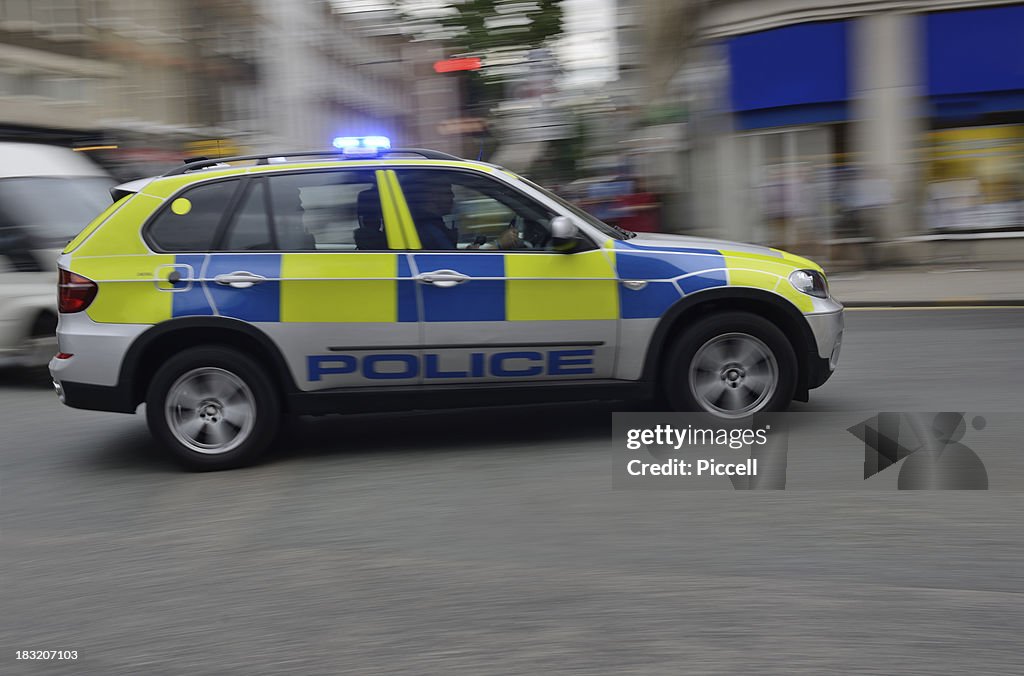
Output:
433 57 482 73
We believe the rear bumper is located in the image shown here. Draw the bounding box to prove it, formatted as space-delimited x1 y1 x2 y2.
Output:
52 378 136 413
48 314 147 412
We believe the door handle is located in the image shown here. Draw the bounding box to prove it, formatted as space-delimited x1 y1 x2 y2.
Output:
415 270 470 288
214 271 267 289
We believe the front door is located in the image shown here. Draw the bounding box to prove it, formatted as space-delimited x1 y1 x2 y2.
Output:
392 168 619 384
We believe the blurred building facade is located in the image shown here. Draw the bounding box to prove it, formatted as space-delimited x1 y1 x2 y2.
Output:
0 1 263 177
651 0 1024 266
255 0 460 155
610 0 705 234
0 1 460 180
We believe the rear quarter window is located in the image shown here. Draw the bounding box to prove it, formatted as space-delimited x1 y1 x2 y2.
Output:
146 179 240 251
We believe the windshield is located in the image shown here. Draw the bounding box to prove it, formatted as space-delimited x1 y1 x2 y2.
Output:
0 176 116 243
515 175 634 240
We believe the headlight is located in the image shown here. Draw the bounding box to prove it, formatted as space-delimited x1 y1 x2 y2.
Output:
789 269 829 299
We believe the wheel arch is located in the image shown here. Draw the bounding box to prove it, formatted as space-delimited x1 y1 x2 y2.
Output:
30 308 58 336
641 287 818 399
118 317 297 410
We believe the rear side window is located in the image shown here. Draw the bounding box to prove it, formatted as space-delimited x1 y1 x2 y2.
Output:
147 180 239 251
222 180 273 250
265 170 383 250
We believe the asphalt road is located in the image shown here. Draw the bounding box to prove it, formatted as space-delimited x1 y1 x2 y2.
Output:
3 309 1023 675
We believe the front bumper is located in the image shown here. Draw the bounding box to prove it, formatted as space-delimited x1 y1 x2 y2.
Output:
800 300 843 394
804 303 843 367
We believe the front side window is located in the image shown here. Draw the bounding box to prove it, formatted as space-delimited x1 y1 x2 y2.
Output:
516 175 633 240
395 169 581 252
147 179 240 252
265 170 385 251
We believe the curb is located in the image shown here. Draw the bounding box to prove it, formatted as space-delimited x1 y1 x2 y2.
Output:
842 299 1024 308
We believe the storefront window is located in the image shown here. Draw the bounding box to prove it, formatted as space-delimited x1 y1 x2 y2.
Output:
738 125 843 261
920 125 1024 232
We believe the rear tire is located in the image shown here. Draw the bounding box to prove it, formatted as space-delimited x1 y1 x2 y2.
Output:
145 346 281 471
663 311 797 417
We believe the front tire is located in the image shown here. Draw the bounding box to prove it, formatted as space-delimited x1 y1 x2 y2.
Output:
664 311 797 418
145 346 281 470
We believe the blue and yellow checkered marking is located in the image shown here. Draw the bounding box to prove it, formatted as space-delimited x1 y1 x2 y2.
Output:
75 238 814 327
677 269 729 295
396 256 417 323
167 253 416 323
280 252 413 323
171 254 214 317
505 250 618 321
414 254 506 322
620 282 681 319
411 250 619 322
612 240 728 318
207 254 281 322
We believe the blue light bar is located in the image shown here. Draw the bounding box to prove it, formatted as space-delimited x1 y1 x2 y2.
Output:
332 135 392 155
363 136 391 150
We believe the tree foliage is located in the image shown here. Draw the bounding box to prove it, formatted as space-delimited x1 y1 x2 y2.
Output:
438 0 564 55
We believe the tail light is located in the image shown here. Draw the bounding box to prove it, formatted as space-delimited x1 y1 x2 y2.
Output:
58 268 98 313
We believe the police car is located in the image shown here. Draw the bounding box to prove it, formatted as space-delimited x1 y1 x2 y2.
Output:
50 137 843 470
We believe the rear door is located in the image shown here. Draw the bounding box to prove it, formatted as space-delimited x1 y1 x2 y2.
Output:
146 169 420 392
227 169 420 391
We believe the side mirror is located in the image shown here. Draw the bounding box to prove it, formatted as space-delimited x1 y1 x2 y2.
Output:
549 216 579 252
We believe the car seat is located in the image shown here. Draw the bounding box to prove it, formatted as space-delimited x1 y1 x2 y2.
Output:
273 185 318 250
354 187 389 250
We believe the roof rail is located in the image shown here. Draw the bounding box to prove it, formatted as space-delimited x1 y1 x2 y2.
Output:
162 148 463 176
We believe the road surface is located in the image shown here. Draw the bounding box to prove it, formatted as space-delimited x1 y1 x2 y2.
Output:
3 309 1022 674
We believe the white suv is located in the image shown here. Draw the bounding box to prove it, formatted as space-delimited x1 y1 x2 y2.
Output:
0 143 114 367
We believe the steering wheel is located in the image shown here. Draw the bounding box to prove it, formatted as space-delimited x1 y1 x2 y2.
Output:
500 217 550 250
498 217 528 250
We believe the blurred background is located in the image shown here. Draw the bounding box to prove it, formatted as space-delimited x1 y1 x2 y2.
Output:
4 6 1024 669
1 0 1024 271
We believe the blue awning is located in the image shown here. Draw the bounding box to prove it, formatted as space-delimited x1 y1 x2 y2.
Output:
926 5 1024 97
727 20 849 127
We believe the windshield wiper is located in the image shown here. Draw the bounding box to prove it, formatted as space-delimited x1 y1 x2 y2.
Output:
611 224 637 239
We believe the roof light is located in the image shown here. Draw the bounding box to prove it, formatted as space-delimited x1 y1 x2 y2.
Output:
363 136 391 149
332 135 392 157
